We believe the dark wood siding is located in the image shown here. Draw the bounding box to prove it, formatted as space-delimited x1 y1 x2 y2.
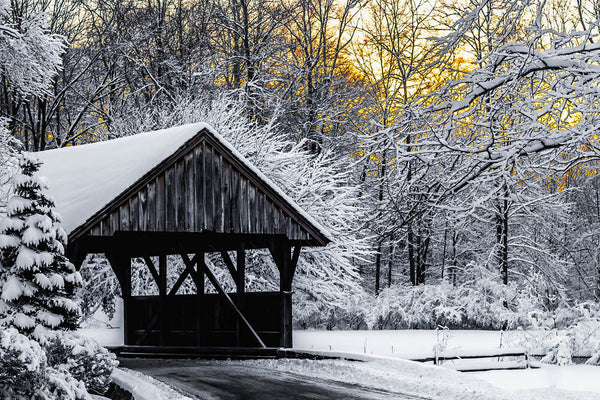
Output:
85 139 315 241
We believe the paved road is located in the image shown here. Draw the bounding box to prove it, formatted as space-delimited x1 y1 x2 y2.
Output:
119 358 418 400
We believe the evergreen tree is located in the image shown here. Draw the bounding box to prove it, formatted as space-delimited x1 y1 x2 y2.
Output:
0 153 81 338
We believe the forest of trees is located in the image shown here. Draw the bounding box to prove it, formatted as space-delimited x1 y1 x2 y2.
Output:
3 0 600 329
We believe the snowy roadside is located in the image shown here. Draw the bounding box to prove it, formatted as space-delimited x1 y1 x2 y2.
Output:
111 368 193 400
227 357 599 400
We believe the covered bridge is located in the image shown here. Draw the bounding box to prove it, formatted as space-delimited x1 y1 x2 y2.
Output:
35 123 331 352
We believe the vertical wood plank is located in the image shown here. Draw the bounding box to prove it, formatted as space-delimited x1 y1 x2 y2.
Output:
119 203 130 231
281 210 287 235
138 187 147 231
166 168 176 231
223 162 231 232
147 180 156 231
156 175 165 232
101 217 110 236
129 196 139 231
240 177 248 233
264 200 272 234
194 145 205 231
184 153 194 232
289 219 296 239
214 153 223 232
249 184 257 233
175 160 186 231
109 210 119 235
271 201 280 234
280 212 287 237
204 143 214 231
257 192 265 234
231 168 240 232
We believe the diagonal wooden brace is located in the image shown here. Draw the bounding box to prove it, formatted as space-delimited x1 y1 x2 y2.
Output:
196 255 266 349
170 254 199 296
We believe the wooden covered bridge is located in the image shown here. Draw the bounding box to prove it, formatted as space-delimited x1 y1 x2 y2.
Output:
35 123 331 353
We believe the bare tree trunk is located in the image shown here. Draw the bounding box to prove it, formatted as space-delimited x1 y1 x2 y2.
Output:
442 221 447 280
375 240 382 295
496 187 509 285
408 225 417 285
387 239 395 287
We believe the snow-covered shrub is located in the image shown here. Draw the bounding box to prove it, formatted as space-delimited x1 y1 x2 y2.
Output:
587 345 600 365
0 327 47 398
365 265 538 330
294 300 369 330
45 365 90 400
503 303 600 364
0 328 90 399
41 331 118 395
368 284 463 329
540 333 572 365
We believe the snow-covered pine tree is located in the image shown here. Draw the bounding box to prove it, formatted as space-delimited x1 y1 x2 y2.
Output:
0 153 82 338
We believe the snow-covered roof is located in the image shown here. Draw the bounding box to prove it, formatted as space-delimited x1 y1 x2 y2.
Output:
31 123 332 243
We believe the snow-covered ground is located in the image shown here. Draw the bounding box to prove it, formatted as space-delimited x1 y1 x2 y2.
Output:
79 308 600 400
473 365 600 396
112 368 192 400
235 358 599 400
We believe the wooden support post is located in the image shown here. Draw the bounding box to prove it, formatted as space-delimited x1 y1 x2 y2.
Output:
280 241 293 349
236 243 246 347
270 238 293 348
158 254 167 346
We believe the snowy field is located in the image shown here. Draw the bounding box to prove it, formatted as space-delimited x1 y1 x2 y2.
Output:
294 329 511 358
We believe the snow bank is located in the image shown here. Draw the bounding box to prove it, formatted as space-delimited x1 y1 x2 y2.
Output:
472 365 600 394
111 368 192 400
233 358 599 400
232 357 512 400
